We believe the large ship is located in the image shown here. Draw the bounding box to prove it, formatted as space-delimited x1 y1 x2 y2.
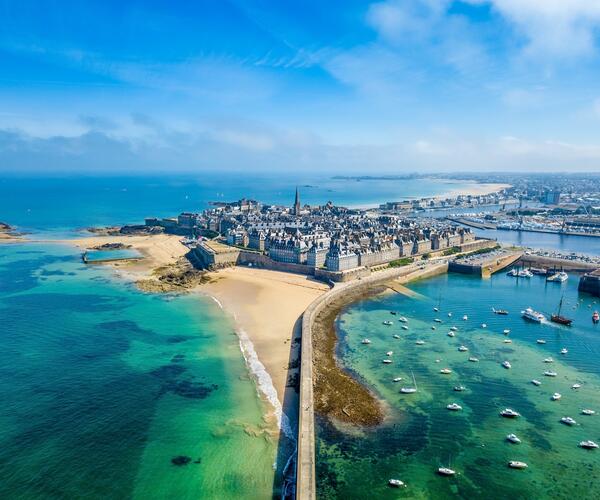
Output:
551 297 573 326
522 307 545 323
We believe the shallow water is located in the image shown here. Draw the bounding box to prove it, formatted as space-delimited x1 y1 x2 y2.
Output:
0 243 277 499
317 272 600 499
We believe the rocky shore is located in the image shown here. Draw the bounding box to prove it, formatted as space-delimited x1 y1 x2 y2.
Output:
136 257 213 293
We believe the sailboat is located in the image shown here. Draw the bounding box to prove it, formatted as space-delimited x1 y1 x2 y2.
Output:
400 371 418 394
551 296 573 326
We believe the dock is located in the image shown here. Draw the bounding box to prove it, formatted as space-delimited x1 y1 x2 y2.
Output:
449 250 522 278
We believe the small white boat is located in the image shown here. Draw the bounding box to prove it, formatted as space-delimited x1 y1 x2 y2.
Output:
503 329 511 334
572 383 581 389
383 320 393 326
468 357 479 362
431 326 437 330
481 323 487 328
544 357 554 363
507 434 521 444
462 315 468 321
508 461 528 469
440 368 452 374
434 307 439 312
393 334 401 339
448 312 452 317
560 348 568 355
503 339 512 344
551 392 562 401
361 338 372 345
458 345 468 352
502 360 511 369
560 416 576 426
450 326 458 331
536 339 546 344
544 371 558 377
401 325 409 330
437 467 456 476
579 440 599 450
388 479 406 488
393 377 403 382
447 331 455 337
382 359 392 364
386 351 393 356
447 403 462 411
415 340 425 345
518 269 533 278
400 387 417 394
454 385 466 392
581 409 595 415
547 271 568 283
507 269 518 277
398 316 408 323
500 408 520 418
434 318 442 323
531 379 542 386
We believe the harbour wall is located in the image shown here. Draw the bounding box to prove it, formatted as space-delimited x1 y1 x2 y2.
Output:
578 271 600 297
449 251 522 278
296 261 449 499
518 255 599 273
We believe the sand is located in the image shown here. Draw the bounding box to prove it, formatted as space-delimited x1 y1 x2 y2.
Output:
437 181 512 199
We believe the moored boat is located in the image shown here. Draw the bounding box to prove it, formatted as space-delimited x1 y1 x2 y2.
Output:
560 348 568 355
447 331 455 337
447 403 462 411
500 408 520 418
458 345 468 352
560 416 576 426
493 307 509 315
551 392 561 401
579 440 599 449
581 409 595 415
383 320 393 326
361 338 371 345
544 370 558 377
437 467 456 476
531 379 541 386
454 385 466 391
547 271 568 282
440 368 452 374
388 479 406 488
507 434 521 444
468 356 479 362
536 339 546 344
502 360 511 369
415 340 425 345
508 461 528 469
382 359 392 364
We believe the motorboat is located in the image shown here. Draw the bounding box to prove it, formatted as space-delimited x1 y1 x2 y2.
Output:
447 331 455 337
447 403 462 411
433 307 439 312
517 269 533 278
382 359 392 364
493 307 509 315
401 325 409 330
547 271 568 283
393 377 403 382
544 371 558 377
458 346 468 352
581 409 596 415
551 393 562 401
448 312 452 317
437 467 456 476
503 329 511 335
386 351 393 356
383 320 393 326
503 339 512 344
431 326 437 330
398 316 408 323
593 311 599 324
462 315 468 321
481 323 487 328
579 441 599 450
450 326 458 331
507 269 518 277
572 383 581 389
434 318 442 323
502 361 512 369
361 339 372 345
536 339 546 344
560 348 568 355
560 416 576 426
416 340 425 345
522 307 545 323
440 368 452 374
468 357 479 362
506 434 521 444
500 408 520 418
388 479 406 488
508 461 528 469
531 379 542 386
393 334 401 339
454 386 466 392
543 357 554 363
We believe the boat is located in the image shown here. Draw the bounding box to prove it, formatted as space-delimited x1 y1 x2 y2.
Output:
390 311 397 315
503 339 512 344
507 269 518 277
531 379 541 386
448 312 452 317
383 359 392 364
547 271 568 283
481 323 487 328
437 467 456 476
383 320 393 326
543 357 554 363
399 316 408 323
572 383 581 389
551 392 562 401
593 311 599 324
454 385 466 392
440 368 452 374
415 340 425 345
530 267 548 275
386 351 393 356
551 297 573 326
544 370 557 377
500 408 520 418
400 371 418 394
507 434 521 444
447 331 455 337
536 339 546 344
579 441 599 450
450 326 458 331
361 339 372 345
517 269 533 278
508 461 528 469
468 357 479 362
393 334 401 339
522 307 545 323
447 403 462 411
388 479 406 488
502 360 511 369
433 307 439 312
493 307 509 315
401 325 409 330
560 348 568 355
434 318 442 323
462 315 468 321
393 377 403 382
458 346 468 352
431 326 437 330
560 416 576 426
503 329 511 335
581 409 595 415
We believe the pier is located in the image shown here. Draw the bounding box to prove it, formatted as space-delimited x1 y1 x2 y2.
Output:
449 250 522 278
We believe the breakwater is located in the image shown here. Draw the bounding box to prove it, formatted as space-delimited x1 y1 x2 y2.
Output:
297 261 448 499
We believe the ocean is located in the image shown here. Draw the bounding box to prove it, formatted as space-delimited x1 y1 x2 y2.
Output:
316 271 600 499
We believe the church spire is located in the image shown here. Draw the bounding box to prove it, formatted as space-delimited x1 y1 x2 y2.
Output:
293 186 300 215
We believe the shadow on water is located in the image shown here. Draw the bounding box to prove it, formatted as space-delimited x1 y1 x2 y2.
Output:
273 315 303 499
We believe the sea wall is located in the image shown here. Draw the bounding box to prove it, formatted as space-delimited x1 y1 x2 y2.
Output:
518 255 599 273
578 271 600 297
296 261 448 499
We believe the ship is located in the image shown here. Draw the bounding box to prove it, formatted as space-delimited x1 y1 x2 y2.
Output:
551 297 573 326
522 307 545 323
492 307 509 315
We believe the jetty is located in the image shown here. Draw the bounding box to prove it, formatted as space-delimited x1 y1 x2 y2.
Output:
449 249 522 278
579 269 600 297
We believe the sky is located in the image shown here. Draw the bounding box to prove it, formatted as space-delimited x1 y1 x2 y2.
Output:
1 0 600 174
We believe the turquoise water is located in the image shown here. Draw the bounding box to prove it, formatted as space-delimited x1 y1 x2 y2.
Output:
316 272 600 499
85 248 142 262
0 243 278 499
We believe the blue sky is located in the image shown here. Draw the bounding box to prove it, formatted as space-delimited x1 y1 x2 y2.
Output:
2 0 600 173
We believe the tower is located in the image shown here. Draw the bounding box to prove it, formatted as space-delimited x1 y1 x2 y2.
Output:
293 187 300 216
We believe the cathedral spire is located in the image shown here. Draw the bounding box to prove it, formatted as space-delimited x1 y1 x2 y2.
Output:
293 186 300 215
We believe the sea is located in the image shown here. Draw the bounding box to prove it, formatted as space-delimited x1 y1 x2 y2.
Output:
0 173 484 499
316 272 600 499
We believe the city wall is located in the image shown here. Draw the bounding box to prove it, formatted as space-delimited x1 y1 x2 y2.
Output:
518 255 600 273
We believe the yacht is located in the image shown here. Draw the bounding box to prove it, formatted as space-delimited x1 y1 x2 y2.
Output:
440 368 452 374
500 408 520 418
454 385 466 392
361 339 372 345
416 340 425 345
560 416 576 426
401 325 409 330
386 351 393 356
492 307 509 315
458 346 468 352
503 329 511 334
503 339 512 344
502 361 512 369
508 461 528 469
433 307 439 312
447 403 462 411
551 393 562 401
547 271 568 283
437 467 456 476
531 379 542 386
507 269 518 277
434 318 442 323
462 315 468 321
572 383 581 389
536 339 546 344
560 348 568 355
383 320 393 326
543 357 554 363
468 356 479 362
517 269 533 278
581 409 596 416
447 331 455 337
393 377 403 382
450 326 458 331
506 434 521 444
544 370 558 377
398 316 408 323
579 441 599 450
522 307 545 323
388 479 406 488
400 372 418 394
382 359 392 364
393 334 401 339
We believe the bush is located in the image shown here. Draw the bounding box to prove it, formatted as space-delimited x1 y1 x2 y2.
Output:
443 246 461 256
422 253 431 260
389 257 414 267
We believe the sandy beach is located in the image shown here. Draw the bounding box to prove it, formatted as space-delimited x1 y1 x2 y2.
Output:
437 181 512 200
